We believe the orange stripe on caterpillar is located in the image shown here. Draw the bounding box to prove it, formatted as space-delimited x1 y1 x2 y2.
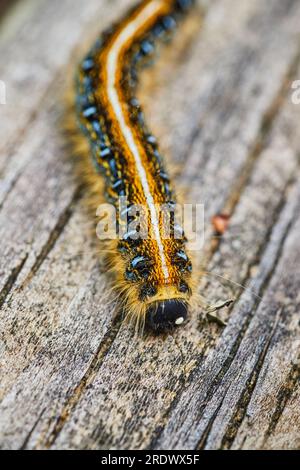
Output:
76 0 196 333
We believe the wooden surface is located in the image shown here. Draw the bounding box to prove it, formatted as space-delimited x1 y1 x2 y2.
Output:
0 0 300 450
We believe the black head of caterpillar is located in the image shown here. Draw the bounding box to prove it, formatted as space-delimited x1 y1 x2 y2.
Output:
75 0 197 333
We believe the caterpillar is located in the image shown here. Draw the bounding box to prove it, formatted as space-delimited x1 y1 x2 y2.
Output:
75 0 196 333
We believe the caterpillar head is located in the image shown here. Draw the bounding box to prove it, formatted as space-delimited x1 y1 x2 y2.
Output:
145 299 188 332
117 240 193 333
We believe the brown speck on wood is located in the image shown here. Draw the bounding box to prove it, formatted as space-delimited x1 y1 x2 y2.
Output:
212 214 230 235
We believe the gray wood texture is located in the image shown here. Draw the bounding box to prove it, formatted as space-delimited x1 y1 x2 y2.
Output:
0 0 299 450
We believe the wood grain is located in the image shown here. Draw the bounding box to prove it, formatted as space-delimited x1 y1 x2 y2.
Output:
0 0 299 450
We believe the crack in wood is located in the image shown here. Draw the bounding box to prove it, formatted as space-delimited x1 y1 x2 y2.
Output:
197 386 230 450
262 359 300 444
148 337 196 450
0 169 23 212
20 186 83 287
41 318 122 449
219 308 283 450
19 407 46 450
0 254 28 311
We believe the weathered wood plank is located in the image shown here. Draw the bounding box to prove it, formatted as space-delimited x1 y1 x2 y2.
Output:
45 0 300 450
262 382 300 450
0 0 300 451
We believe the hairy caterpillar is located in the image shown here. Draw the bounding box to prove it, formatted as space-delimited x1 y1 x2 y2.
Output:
75 0 196 333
